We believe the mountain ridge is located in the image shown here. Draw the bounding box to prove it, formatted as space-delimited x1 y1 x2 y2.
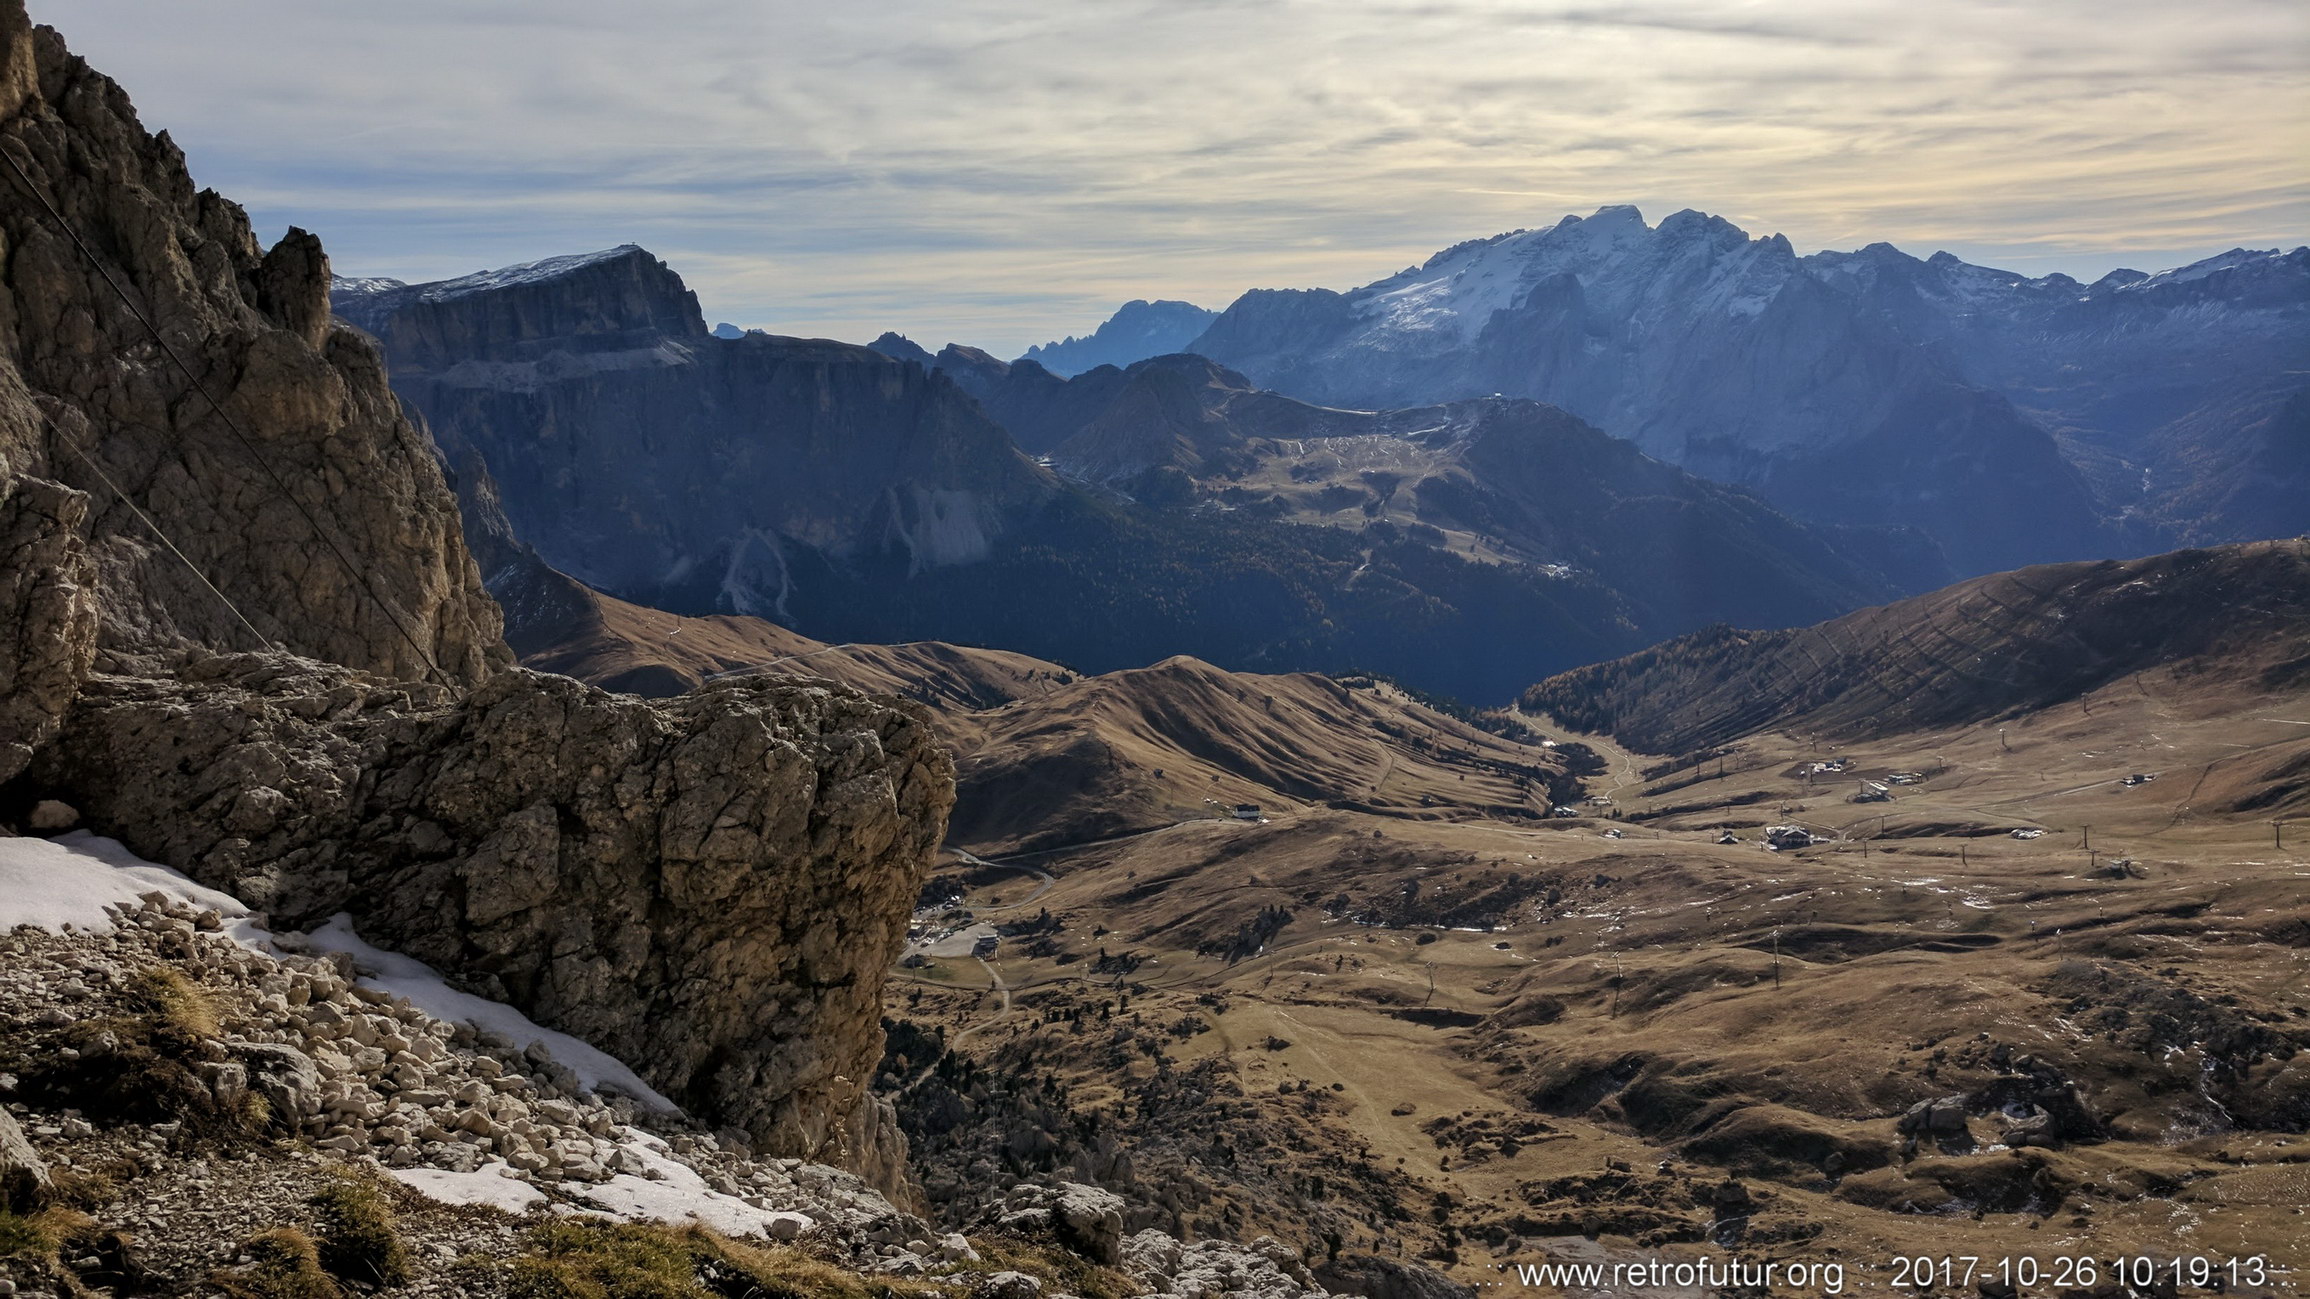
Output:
1521 537 2310 755
340 246 1939 702
1180 206 2308 572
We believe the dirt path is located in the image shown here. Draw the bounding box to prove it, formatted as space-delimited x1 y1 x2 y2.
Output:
953 850 1057 912
896 956 1012 1094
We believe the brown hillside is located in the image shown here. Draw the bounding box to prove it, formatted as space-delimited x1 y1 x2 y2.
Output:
946 656 1567 854
506 568 1574 854
502 560 1070 711
1522 538 2310 755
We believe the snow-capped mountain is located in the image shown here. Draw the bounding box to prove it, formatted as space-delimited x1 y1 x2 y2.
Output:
1186 207 2309 572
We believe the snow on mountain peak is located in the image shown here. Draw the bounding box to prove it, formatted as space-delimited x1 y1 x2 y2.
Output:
1350 206 1801 338
2125 245 2299 291
330 275 407 297
410 244 653 303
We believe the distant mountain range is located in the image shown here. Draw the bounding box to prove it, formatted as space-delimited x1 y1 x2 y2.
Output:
930 347 1940 628
1048 208 2305 574
1017 299 1217 376
333 248 1906 701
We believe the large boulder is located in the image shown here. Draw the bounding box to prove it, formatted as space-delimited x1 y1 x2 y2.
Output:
993 1181 1127 1266
0 1106 52 1211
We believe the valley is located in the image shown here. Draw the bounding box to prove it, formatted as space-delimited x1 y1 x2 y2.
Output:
518 539 2310 1286
2 6 2304 1296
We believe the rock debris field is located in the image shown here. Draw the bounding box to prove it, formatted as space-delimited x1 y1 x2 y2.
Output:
0 832 1358 1299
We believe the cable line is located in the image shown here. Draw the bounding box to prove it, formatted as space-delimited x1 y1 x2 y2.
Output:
0 138 450 685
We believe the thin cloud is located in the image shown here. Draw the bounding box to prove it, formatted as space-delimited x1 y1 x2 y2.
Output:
30 0 2306 354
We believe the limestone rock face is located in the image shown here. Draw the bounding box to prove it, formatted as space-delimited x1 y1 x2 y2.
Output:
330 253 1058 618
36 653 953 1168
0 463 97 783
330 245 710 373
0 1 507 686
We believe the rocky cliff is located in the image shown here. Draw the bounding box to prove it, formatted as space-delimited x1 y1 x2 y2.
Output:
0 0 951 1189
333 262 1060 616
0 6 507 687
32 655 951 1179
331 244 710 372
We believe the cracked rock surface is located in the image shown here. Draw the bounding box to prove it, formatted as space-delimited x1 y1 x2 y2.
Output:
31 654 953 1178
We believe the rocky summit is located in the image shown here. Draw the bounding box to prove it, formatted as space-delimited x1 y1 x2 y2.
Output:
1017 301 1220 378
331 251 1060 615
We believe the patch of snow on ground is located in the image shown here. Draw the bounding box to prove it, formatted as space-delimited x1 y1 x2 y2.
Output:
390 1161 549 1213
0 832 264 945
574 1131 815 1239
294 915 677 1113
2 834 679 1114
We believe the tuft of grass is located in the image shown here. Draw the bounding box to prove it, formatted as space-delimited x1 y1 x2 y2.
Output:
0 1208 56 1260
127 966 221 1041
508 1221 698 1299
506 1219 946 1299
0 1206 94 1262
48 1158 137 1210
311 1177 411 1287
14 964 266 1138
215 1228 343 1299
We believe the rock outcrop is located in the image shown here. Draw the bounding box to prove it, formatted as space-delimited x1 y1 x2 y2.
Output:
0 1 956 1192
0 461 96 783
0 3 508 686
0 1105 50 1212
32 653 953 1169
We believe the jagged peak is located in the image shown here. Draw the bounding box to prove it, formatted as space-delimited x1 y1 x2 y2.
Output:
867 331 936 367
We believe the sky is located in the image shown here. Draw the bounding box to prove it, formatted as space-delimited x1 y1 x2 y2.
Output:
34 0 2310 357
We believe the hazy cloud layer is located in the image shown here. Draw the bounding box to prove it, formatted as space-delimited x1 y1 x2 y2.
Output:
34 0 2308 354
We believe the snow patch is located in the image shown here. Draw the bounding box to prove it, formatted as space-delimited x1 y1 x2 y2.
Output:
0 832 264 945
572 1131 817 1239
329 275 407 297
389 1161 550 1214
2124 247 2296 291
290 915 677 1113
409 246 647 303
